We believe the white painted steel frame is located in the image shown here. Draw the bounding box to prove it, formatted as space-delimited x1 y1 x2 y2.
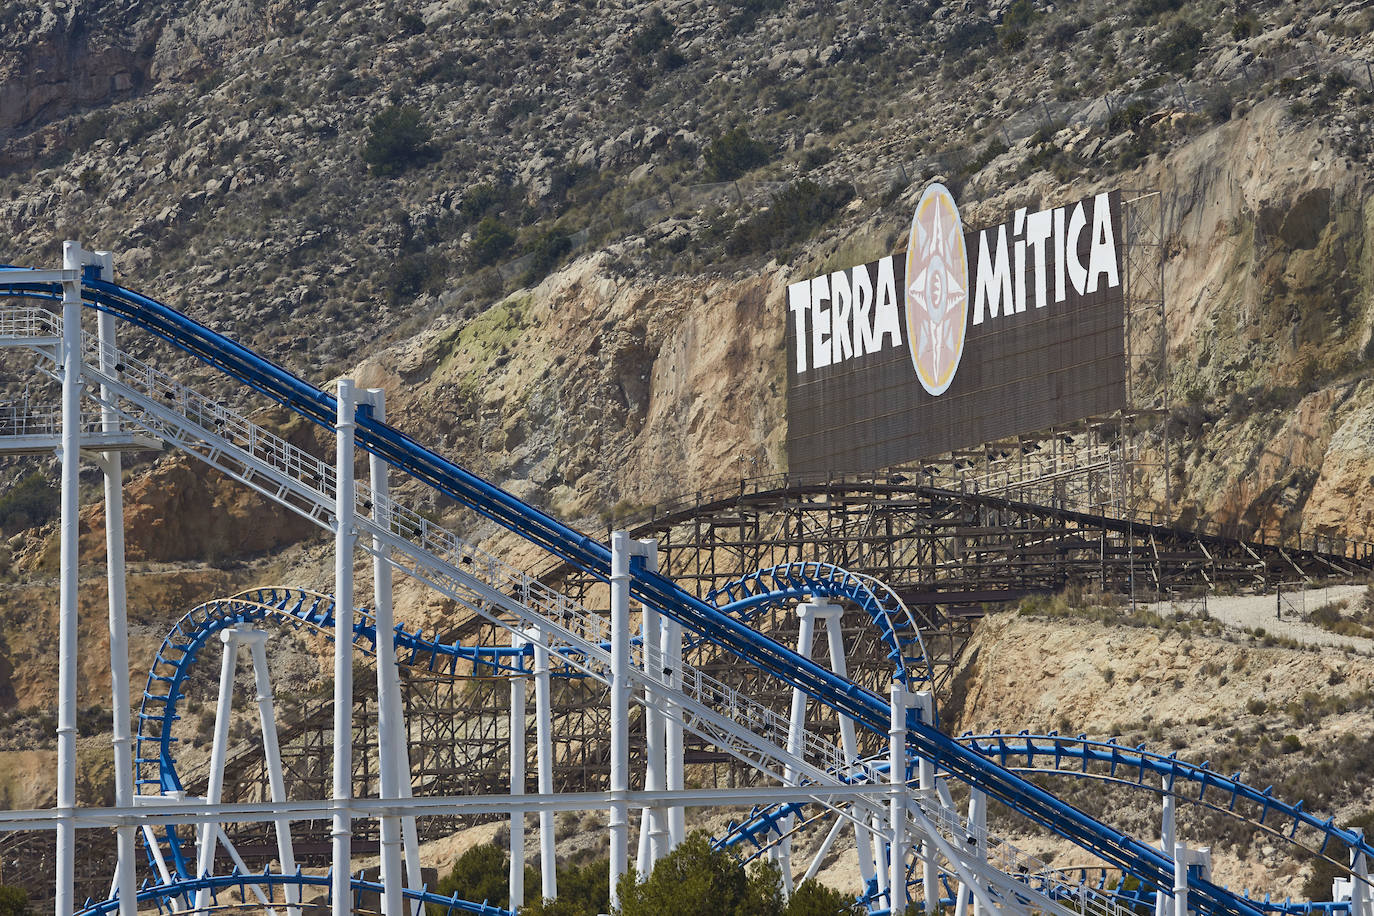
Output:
5 298 1134 916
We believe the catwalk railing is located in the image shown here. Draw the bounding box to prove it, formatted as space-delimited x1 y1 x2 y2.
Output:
0 275 1364 916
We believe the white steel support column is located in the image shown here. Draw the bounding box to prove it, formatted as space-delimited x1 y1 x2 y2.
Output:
94 250 137 916
662 615 685 848
1351 831 1370 916
956 790 987 916
363 389 406 916
1157 779 1176 916
55 240 83 916
195 631 242 913
332 379 357 916
781 601 827 895
913 691 937 916
871 813 889 899
888 682 908 916
509 632 528 911
1173 843 1190 916
532 625 557 901
608 531 632 907
639 539 668 870
820 610 876 892
245 632 301 916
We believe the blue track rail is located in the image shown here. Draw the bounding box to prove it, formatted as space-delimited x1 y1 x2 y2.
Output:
1 270 1361 916
707 561 935 699
135 587 532 797
79 868 512 916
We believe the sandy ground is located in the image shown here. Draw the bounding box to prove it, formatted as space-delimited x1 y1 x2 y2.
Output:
1141 583 1374 653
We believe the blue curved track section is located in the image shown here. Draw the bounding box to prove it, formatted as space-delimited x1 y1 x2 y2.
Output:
136 587 530 797
80 869 511 916
2 269 1364 916
707 560 935 698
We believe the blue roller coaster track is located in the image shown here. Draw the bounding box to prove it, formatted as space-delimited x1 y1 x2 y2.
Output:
0 267 1368 916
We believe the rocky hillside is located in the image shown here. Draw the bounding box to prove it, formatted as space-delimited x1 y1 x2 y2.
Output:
0 0 1373 903
0 0 1371 528
946 599 1374 901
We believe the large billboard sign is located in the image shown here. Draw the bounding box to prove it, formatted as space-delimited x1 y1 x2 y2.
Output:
786 186 1126 475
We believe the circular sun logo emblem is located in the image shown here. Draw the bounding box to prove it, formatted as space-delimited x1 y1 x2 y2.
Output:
904 183 969 397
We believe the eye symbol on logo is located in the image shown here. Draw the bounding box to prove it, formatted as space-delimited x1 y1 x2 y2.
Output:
904 183 969 397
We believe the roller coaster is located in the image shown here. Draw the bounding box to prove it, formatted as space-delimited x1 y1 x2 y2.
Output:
0 244 1370 916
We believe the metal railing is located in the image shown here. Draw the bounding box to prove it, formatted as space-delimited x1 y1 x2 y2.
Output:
5 304 1207 915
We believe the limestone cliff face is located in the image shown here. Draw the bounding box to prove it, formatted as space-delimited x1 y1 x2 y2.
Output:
1136 100 1374 538
354 252 788 524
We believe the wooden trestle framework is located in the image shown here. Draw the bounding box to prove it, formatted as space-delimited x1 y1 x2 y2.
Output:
210 476 1373 863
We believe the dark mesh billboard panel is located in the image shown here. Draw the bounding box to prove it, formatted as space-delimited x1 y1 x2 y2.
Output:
786 190 1126 474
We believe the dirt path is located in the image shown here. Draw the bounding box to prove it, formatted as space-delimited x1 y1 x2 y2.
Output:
1142 583 1374 653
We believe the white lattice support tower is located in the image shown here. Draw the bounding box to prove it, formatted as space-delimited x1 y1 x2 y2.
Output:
639 538 669 872
55 240 84 916
871 809 889 900
1354 829 1371 916
608 531 631 906
1173 842 1211 916
819 603 877 892
889 681 909 915
608 533 658 904
332 379 357 916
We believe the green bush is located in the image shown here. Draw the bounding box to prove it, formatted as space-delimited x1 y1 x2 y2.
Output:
943 20 995 54
461 184 510 223
1108 100 1152 134
616 833 861 915
1152 23 1204 74
431 843 535 911
0 886 28 916
469 217 516 267
725 0 785 35
704 127 773 181
522 229 573 285
0 472 56 534
1132 0 1183 19
630 10 674 57
785 879 864 915
362 105 437 177
521 857 611 915
726 180 855 257
387 251 449 304
1002 0 1035 29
